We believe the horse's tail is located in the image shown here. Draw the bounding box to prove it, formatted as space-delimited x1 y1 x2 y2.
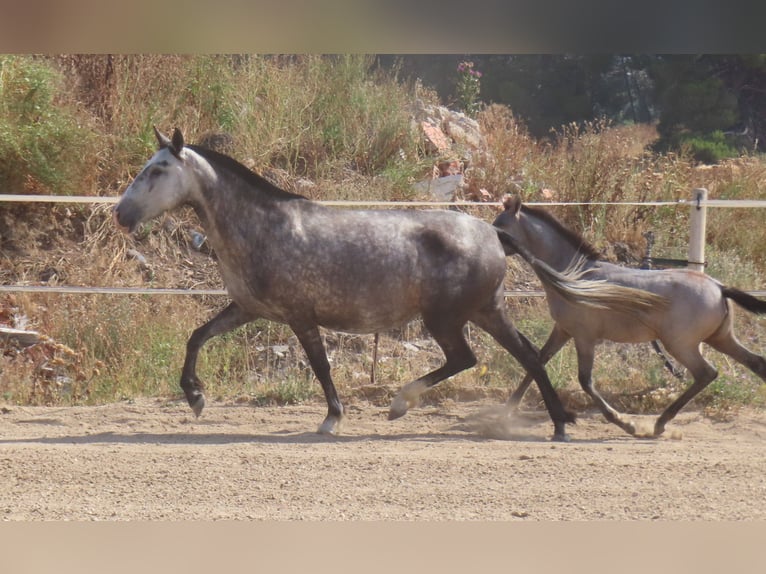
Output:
496 229 668 313
721 286 766 315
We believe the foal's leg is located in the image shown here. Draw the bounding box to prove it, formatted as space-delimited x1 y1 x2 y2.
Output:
181 302 254 417
654 342 718 437
291 323 344 435
507 326 572 408
706 329 766 382
389 317 477 421
573 339 638 436
471 308 576 441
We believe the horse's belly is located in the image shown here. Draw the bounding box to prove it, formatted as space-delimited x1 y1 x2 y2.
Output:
223 268 419 333
314 297 419 334
554 309 658 344
601 324 657 344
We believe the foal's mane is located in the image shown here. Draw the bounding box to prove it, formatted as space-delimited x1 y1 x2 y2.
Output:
188 144 307 201
521 204 602 260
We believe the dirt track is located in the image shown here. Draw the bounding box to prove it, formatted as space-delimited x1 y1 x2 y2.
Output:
1 397 764 521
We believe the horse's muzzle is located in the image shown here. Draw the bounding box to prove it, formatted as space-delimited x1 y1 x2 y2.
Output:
112 204 133 234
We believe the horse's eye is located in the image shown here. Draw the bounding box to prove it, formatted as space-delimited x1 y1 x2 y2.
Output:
148 168 163 179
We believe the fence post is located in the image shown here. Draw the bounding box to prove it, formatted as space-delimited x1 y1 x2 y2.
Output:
687 188 708 272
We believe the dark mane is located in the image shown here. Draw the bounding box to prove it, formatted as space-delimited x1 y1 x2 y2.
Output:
187 144 307 201
521 204 602 260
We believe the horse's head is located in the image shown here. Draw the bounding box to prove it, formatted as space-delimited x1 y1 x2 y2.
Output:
113 127 195 233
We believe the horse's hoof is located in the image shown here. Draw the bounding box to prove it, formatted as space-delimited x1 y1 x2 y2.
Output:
190 394 206 418
389 382 426 420
552 432 571 443
388 395 410 420
318 417 341 435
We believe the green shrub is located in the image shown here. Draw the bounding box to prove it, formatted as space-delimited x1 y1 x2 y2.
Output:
0 55 96 195
679 130 740 164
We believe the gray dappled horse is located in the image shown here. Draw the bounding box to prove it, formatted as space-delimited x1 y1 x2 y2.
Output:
114 128 663 440
494 195 766 437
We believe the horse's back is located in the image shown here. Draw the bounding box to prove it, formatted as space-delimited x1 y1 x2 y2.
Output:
234 205 506 333
573 263 728 342
595 264 723 306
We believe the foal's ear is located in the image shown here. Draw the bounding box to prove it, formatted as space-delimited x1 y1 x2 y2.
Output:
502 194 522 215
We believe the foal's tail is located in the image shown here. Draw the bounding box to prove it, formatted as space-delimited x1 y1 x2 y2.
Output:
721 286 766 315
496 229 668 313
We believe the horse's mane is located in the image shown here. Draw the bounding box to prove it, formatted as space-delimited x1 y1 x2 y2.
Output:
187 144 306 201
521 204 603 260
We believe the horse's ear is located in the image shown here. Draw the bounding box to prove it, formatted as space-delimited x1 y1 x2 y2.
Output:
153 126 171 149
502 194 522 215
171 128 185 156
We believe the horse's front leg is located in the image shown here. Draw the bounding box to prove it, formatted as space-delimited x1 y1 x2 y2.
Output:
470 308 575 441
291 324 344 435
180 302 254 417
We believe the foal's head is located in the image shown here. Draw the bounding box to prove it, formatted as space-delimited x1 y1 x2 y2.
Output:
493 194 602 262
113 127 200 233
492 194 524 239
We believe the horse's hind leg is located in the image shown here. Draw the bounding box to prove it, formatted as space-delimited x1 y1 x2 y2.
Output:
389 318 477 421
507 326 571 408
181 302 254 417
291 324 344 435
654 343 718 437
471 308 575 441
655 326 766 437
706 328 766 382
573 339 638 436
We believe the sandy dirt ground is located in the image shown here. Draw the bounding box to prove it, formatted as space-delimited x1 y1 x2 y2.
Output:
1 397 764 521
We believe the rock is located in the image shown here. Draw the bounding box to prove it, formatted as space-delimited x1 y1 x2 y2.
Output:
444 112 485 150
411 100 488 201
420 121 451 154
413 174 465 202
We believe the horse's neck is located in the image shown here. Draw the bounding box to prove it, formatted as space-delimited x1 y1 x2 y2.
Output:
193 172 310 257
522 215 591 272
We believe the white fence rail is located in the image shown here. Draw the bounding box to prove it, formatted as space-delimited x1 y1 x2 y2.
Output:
2 188 766 298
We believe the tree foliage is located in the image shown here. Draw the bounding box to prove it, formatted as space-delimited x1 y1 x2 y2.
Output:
383 54 766 162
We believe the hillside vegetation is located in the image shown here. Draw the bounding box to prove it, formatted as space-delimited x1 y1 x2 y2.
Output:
1 54 765 416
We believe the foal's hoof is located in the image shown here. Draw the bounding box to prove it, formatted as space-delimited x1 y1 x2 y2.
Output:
189 394 206 418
